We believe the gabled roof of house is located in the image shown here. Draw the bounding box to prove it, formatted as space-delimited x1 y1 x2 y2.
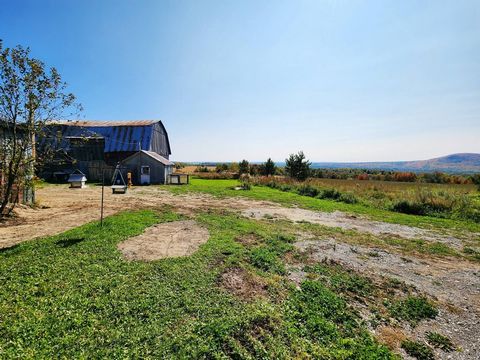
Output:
123 150 174 166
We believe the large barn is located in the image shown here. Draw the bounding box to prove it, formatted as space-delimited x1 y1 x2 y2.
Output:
45 120 174 184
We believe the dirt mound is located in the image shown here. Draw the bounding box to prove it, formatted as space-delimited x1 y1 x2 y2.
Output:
220 267 267 300
118 220 209 261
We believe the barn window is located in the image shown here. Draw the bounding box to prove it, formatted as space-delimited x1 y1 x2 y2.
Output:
141 166 150 175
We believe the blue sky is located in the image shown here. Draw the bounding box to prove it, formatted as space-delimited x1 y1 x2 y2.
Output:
1 0 479 162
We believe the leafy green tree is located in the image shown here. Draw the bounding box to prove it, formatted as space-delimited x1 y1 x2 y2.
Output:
215 163 228 173
285 151 311 181
262 158 276 176
249 164 260 176
0 40 80 217
239 159 250 175
228 162 239 173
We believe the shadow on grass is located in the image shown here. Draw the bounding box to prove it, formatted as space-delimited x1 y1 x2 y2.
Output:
0 244 20 254
56 237 86 248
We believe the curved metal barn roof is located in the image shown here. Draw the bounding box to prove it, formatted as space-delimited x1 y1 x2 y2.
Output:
61 120 158 127
50 120 171 155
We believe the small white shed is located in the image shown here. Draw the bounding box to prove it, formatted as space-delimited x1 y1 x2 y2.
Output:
68 169 87 189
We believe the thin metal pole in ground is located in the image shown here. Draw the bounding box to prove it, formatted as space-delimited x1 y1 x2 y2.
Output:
100 169 105 226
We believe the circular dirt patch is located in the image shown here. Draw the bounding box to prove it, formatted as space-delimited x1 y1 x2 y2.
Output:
118 220 209 261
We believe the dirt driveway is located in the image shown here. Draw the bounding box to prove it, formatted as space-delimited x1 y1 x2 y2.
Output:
1 184 470 250
0 185 272 248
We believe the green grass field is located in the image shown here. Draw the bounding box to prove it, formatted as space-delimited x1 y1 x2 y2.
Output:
3 178 476 358
0 210 397 358
161 178 480 233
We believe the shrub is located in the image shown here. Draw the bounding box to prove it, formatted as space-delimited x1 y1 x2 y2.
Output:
394 172 417 182
215 163 229 173
280 184 292 192
239 174 252 190
391 189 479 222
401 339 434 360
228 162 239 173
317 188 342 201
357 173 369 181
391 200 425 215
296 184 319 197
389 296 438 325
338 192 358 204
195 166 210 173
426 331 455 352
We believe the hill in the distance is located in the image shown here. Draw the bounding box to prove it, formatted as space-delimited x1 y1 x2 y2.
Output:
311 153 480 173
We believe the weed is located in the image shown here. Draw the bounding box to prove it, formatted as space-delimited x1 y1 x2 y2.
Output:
426 331 455 352
304 262 373 297
401 339 434 360
389 296 438 325
463 246 480 260
248 232 295 275
249 247 286 274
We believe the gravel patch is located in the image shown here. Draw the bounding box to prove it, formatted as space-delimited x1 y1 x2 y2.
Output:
244 207 464 248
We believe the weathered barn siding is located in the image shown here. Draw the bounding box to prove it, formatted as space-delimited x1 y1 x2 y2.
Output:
150 122 171 158
43 120 172 181
122 150 174 185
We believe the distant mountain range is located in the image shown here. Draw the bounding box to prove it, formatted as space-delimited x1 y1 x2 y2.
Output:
310 153 480 173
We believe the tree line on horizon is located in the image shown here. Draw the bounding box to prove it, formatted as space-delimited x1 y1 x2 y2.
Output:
188 151 480 187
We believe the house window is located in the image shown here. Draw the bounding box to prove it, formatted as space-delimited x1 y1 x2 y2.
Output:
141 166 150 175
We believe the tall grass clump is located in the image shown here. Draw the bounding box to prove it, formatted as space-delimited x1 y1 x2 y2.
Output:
251 176 479 223
253 177 358 205
391 189 480 222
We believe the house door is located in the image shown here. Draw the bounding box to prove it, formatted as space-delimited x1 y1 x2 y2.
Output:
140 166 150 185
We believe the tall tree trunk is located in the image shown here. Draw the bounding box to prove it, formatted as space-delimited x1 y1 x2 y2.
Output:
26 110 36 204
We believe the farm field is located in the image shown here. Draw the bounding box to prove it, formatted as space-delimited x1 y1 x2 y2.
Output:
1 179 479 358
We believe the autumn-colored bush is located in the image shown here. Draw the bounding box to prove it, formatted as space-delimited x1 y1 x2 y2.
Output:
393 172 417 182
356 173 369 181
